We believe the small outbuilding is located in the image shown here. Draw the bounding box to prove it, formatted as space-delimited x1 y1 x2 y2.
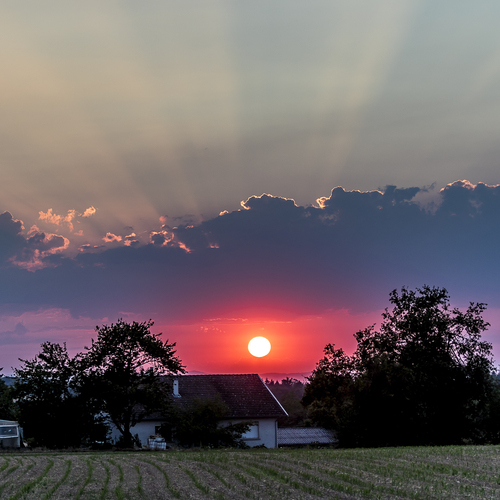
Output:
0 419 22 448
277 427 336 447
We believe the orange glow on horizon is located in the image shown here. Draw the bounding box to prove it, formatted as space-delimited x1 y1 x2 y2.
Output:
153 309 382 376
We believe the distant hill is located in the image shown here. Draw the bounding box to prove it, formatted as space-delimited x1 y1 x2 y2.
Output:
1 376 16 387
186 371 311 383
260 373 310 383
3 373 311 384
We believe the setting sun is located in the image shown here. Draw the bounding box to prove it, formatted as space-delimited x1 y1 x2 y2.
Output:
248 336 271 358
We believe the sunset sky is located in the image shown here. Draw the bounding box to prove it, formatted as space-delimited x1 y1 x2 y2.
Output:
2 1 500 375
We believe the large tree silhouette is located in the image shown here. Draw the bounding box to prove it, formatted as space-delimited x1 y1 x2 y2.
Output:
13 342 103 447
303 286 500 447
82 319 185 447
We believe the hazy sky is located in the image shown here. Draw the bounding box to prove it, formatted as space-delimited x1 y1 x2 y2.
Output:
2 1 500 374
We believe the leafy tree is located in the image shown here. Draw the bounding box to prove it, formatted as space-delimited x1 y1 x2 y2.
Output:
0 369 16 421
13 342 104 448
303 286 499 447
82 319 185 448
162 396 250 448
301 346 357 438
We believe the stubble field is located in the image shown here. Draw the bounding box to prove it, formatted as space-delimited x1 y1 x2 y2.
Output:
1 445 500 499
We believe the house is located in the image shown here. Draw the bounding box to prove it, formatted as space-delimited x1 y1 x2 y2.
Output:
113 374 288 448
0 419 22 448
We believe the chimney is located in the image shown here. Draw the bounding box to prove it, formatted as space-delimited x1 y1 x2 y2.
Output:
173 379 180 397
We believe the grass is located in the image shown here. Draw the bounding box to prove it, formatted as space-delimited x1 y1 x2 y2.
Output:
1 445 500 499
139 456 183 498
108 458 125 499
99 461 110 500
134 464 143 495
75 457 93 500
7 458 53 500
178 464 211 494
40 459 71 500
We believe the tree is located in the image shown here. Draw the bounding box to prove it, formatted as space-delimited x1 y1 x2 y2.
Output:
162 396 250 448
301 346 358 439
0 369 16 421
303 286 499 447
13 342 103 448
82 319 185 448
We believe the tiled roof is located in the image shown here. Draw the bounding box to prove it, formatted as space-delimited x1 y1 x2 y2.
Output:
149 374 287 420
277 428 336 446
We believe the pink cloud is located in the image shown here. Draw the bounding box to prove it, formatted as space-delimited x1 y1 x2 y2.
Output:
124 233 140 247
38 208 77 232
78 243 104 252
150 230 173 246
177 241 192 253
38 206 97 233
11 231 70 270
103 232 122 243
82 206 97 218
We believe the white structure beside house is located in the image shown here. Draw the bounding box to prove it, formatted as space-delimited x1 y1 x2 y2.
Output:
111 374 287 448
0 419 22 448
277 427 336 446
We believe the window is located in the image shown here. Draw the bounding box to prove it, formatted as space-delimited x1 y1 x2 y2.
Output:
242 423 259 440
0 426 18 438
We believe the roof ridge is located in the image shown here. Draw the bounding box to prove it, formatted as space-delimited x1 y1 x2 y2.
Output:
258 374 288 417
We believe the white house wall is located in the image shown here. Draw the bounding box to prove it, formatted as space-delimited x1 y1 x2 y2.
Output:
225 418 278 448
110 417 279 449
109 421 160 446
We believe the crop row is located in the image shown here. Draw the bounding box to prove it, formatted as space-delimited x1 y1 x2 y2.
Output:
1 445 500 499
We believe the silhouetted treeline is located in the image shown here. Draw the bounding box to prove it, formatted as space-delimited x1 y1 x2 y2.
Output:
3 319 184 448
266 377 308 427
302 286 500 447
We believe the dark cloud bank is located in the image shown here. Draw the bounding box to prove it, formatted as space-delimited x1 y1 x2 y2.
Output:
1 180 499 322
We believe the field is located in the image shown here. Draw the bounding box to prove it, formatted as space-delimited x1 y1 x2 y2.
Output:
1 445 500 499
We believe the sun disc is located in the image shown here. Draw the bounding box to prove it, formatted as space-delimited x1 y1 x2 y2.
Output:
248 336 271 357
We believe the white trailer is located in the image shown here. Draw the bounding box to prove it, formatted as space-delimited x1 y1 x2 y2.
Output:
0 419 22 448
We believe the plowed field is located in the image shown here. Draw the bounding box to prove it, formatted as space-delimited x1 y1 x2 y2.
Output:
1 445 500 499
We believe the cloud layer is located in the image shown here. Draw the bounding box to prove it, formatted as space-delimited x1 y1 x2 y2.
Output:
0 180 499 326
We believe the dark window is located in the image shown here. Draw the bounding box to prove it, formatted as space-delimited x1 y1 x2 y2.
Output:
0 426 18 438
